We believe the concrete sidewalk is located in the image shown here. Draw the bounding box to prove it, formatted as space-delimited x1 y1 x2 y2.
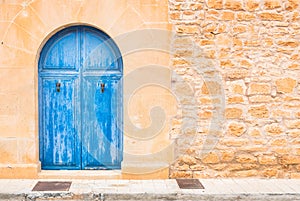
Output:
0 179 299 200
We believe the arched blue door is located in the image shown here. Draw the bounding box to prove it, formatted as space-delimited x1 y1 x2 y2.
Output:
39 26 123 170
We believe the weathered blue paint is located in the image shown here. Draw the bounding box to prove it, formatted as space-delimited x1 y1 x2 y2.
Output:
82 76 122 169
39 26 123 170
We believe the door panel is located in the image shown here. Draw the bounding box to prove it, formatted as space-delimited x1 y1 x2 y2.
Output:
82 77 122 169
40 77 80 169
43 29 79 70
82 28 120 71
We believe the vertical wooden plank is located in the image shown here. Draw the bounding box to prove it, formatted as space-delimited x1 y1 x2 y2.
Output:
111 77 123 164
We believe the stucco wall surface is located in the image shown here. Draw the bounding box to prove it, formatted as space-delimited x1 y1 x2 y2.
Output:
0 0 171 178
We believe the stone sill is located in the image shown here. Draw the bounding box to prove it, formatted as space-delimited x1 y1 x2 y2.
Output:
38 170 122 179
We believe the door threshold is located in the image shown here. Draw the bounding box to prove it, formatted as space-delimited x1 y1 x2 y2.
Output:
38 170 122 180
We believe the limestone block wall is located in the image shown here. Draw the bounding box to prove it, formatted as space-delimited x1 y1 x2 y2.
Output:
169 0 300 178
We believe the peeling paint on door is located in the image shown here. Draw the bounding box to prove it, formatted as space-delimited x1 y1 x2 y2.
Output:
39 26 123 170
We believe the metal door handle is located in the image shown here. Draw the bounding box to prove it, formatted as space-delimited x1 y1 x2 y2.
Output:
101 83 105 93
56 82 61 92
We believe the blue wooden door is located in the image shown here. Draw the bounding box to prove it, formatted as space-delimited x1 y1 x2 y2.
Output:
39 26 123 170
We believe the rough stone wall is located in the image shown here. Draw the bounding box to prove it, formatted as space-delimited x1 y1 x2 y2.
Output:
169 0 300 178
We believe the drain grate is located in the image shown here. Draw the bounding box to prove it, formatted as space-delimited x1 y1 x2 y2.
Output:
176 179 204 189
32 181 72 191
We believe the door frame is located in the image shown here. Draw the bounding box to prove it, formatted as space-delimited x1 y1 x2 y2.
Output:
37 24 123 170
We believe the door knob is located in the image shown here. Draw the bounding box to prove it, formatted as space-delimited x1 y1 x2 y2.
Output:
101 83 105 93
56 82 61 92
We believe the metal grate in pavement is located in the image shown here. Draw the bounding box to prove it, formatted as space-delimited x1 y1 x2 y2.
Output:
176 179 205 189
32 181 72 191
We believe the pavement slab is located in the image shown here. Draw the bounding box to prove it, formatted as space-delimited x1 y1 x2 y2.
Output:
0 179 299 200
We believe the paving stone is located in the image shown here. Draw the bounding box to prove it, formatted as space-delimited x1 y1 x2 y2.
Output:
0 179 300 200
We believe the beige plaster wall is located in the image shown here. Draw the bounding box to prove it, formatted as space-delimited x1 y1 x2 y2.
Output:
0 0 172 178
